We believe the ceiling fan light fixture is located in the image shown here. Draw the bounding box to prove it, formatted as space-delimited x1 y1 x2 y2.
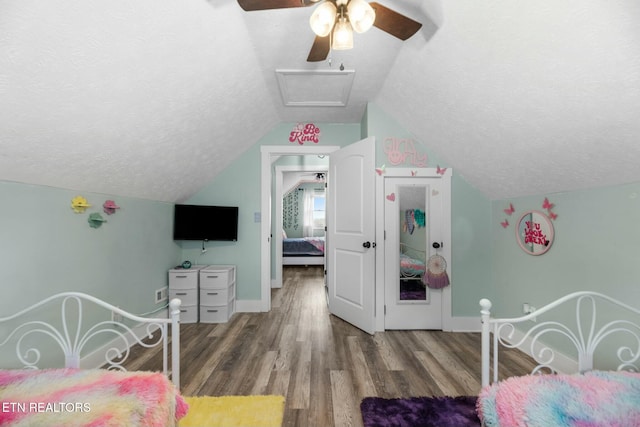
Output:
332 16 353 50
347 0 375 33
310 1 337 37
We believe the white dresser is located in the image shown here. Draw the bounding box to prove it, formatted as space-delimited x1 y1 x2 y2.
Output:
199 265 236 323
168 265 207 324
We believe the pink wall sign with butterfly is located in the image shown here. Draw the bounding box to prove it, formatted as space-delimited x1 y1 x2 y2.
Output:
289 123 321 145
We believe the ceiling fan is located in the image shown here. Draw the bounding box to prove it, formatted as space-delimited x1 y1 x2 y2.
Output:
237 0 423 62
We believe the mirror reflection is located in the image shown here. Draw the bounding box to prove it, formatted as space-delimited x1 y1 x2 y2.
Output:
398 185 428 302
516 210 554 255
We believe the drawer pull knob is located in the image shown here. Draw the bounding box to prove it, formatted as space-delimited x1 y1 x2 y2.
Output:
176 292 187 296
207 292 219 296
176 275 188 278
180 309 187 313
207 309 219 313
207 275 219 278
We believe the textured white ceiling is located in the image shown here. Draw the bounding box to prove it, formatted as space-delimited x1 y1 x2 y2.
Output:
1 0 639 202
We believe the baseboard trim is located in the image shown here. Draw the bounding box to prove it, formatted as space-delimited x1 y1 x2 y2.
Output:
236 299 263 313
450 316 481 332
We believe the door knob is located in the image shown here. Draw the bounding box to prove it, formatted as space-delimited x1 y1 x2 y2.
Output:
363 241 371 248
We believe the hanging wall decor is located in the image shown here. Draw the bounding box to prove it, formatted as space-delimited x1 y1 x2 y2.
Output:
289 123 321 145
383 138 427 167
103 200 120 215
283 188 300 230
516 210 554 255
375 164 386 175
71 196 91 213
424 253 450 289
87 213 107 229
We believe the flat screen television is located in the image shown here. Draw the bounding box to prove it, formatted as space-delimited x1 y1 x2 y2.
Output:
173 204 238 241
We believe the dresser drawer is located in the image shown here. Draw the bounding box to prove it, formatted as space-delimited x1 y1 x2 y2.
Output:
200 287 232 306
169 288 198 306
177 304 198 324
200 300 234 323
168 269 199 289
200 267 234 289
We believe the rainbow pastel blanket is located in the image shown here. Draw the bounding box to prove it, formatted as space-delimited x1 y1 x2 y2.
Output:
477 370 640 427
0 368 188 426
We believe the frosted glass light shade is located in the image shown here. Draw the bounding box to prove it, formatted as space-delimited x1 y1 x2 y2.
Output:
310 1 337 37
347 0 375 33
332 17 353 50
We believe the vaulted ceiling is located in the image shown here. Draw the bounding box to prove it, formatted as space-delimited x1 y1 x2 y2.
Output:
1 0 639 202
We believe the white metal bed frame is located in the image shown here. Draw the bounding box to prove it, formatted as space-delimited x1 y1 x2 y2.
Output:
480 291 640 388
399 242 426 280
0 292 182 388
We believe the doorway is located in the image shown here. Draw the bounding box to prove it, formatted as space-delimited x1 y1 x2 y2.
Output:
375 168 452 331
261 138 376 335
261 146 339 312
274 165 329 289
384 177 442 329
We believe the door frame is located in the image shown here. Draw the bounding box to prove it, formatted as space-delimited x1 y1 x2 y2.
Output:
260 146 340 312
274 164 329 288
375 168 453 331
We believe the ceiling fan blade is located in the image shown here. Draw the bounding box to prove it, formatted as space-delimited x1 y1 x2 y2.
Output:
307 35 330 62
237 0 312 11
369 2 422 41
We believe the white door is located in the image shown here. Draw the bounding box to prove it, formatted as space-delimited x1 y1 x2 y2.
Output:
326 137 376 334
384 177 444 329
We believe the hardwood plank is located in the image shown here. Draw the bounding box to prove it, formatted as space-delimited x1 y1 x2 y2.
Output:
249 350 278 395
122 266 537 427
330 370 362 427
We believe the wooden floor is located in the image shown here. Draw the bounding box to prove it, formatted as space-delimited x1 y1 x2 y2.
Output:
125 266 536 427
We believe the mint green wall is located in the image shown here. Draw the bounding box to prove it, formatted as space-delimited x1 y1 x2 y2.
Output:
182 122 361 301
187 106 493 314
364 103 493 316
491 182 640 318
0 181 181 317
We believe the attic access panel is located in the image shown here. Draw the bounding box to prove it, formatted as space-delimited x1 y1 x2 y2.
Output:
276 69 355 107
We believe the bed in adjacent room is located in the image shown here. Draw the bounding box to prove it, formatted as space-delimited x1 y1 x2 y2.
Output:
283 236 325 266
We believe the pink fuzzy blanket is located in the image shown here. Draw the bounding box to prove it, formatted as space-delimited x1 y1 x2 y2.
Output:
477 370 640 427
0 368 188 426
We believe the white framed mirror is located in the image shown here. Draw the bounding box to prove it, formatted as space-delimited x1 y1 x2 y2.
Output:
516 210 554 255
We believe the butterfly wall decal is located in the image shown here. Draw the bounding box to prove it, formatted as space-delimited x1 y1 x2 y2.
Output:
504 203 515 216
375 165 386 176
542 197 557 220
436 165 447 175
501 219 509 228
